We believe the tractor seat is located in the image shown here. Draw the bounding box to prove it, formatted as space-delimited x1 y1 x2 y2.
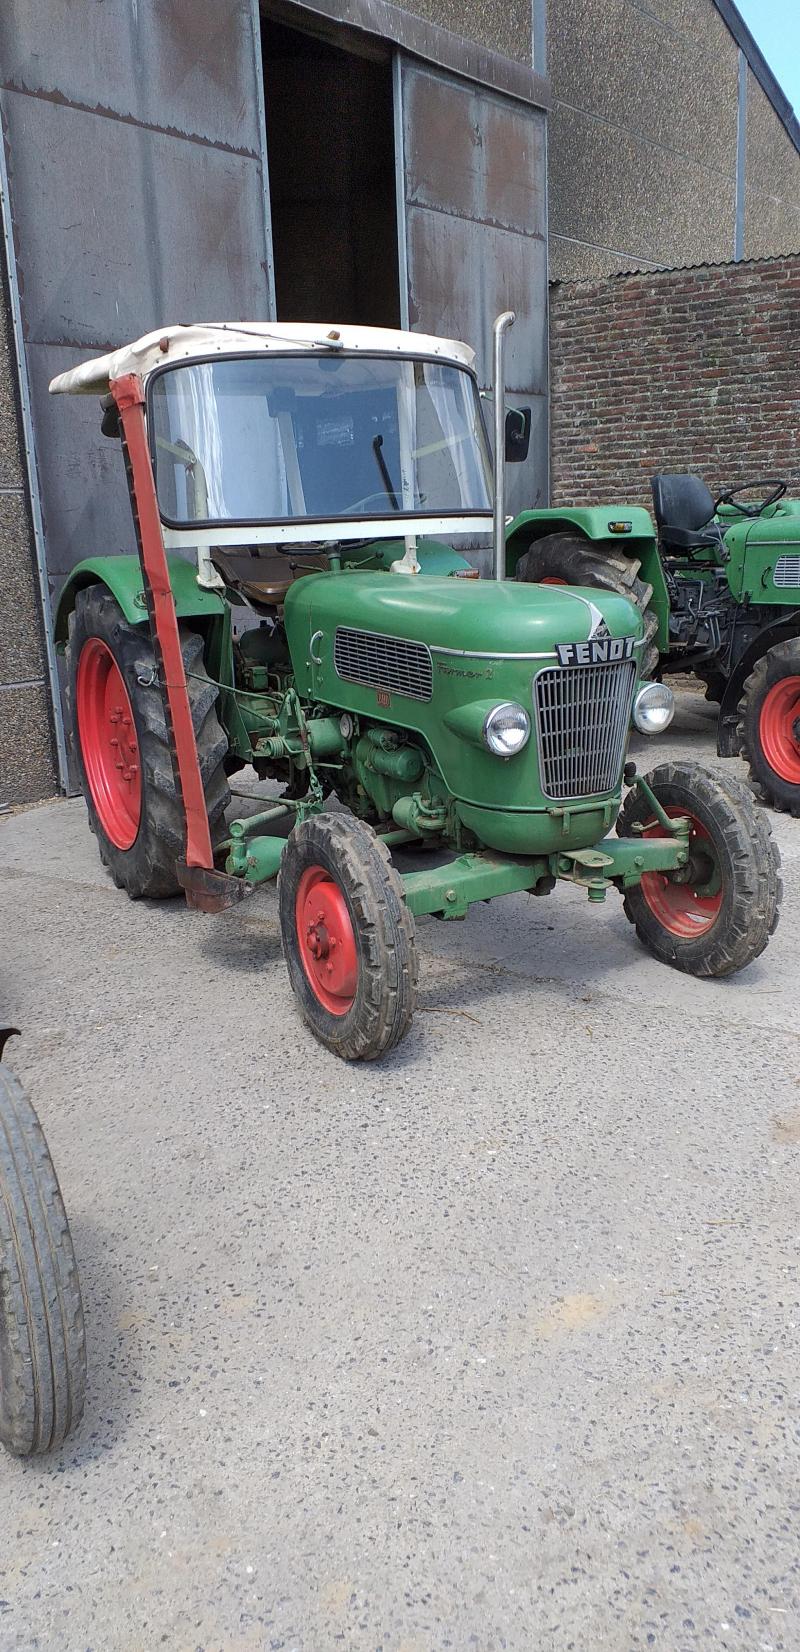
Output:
650 473 724 553
210 547 328 607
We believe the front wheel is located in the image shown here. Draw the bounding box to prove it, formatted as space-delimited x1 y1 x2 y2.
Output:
617 761 781 977
278 814 417 1060
738 639 800 816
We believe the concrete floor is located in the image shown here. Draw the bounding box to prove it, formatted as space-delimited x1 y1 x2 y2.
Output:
1 692 799 1652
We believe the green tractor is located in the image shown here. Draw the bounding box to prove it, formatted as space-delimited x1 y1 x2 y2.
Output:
509 474 800 814
50 316 781 1061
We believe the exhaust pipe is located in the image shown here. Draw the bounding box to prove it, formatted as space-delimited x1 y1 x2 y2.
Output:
492 310 515 581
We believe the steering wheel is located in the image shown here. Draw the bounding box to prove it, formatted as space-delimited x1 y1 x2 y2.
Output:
714 478 787 517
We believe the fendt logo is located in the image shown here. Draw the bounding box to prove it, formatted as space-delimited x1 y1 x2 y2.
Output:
555 636 636 667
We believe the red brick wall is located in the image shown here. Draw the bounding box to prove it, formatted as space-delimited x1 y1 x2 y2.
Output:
548 255 800 512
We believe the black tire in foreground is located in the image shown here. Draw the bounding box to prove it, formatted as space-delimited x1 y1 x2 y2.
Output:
66 584 230 898
0 1058 86 1456
737 638 800 817
617 761 781 977
278 814 418 1061
515 532 660 678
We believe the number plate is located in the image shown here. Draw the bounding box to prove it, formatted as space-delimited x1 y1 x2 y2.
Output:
555 636 636 667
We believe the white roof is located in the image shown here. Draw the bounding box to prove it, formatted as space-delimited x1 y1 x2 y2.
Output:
48 321 476 397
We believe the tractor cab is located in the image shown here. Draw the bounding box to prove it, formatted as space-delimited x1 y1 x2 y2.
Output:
53 321 506 601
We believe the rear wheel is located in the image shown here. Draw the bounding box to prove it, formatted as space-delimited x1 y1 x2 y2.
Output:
515 532 659 677
738 639 800 815
66 585 230 897
617 761 781 976
0 1058 86 1456
278 814 417 1060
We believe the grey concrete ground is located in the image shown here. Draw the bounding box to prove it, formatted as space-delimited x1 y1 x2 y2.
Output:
1 691 799 1652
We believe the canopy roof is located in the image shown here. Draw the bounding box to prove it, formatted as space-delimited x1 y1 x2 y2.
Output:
48 321 476 397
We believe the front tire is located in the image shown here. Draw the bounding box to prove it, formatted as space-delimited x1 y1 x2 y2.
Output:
278 814 417 1060
0 1059 86 1456
738 639 800 816
515 532 660 677
66 585 230 898
617 761 781 977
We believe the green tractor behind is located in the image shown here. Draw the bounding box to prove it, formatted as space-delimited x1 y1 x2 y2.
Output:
49 317 782 1061
510 474 800 814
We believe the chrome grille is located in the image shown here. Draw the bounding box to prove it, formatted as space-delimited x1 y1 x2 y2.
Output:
534 660 637 800
774 554 800 588
334 627 433 701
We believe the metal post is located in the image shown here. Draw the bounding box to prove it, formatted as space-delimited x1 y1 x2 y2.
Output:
492 310 515 581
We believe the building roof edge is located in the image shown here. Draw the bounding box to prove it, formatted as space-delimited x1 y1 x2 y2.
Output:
713 0 800 156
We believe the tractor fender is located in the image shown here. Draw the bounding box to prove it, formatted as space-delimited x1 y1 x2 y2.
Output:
505 507 671 651
505 506 656 570
717 607 800 755
53 555 226 646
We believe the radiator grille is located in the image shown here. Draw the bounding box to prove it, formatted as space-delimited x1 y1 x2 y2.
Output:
334 627 433 701
534 660 637 800
774 554 800 589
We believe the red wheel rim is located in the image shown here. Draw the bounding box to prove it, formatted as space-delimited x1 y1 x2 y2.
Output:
759 676 800 784
295 865 358 1015
540 576 567 585
76 638 142 850
638 807 723 939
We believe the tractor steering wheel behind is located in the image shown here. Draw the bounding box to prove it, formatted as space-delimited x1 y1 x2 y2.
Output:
714 478 787 518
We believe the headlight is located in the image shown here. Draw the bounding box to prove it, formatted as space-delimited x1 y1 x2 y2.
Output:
483 702 531 756
633 681 674 734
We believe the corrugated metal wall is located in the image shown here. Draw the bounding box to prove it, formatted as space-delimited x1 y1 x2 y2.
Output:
396 58 548 518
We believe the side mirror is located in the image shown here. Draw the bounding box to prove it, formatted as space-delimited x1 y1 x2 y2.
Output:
505 405 531 463
99 394 120 439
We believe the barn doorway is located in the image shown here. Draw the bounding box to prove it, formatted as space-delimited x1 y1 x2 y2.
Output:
260 14 401 328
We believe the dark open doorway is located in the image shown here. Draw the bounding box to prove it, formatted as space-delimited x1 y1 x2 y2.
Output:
260 15 401 328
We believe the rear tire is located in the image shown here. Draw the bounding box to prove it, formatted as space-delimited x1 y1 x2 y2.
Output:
738 638 800 816
0 1059 86 1456
617 761 781 977
515 532 659 677
278 814 417 1060
66 585 230 898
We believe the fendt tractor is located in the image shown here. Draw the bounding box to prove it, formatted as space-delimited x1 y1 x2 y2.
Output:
50 315 781 1061
509 473 800 815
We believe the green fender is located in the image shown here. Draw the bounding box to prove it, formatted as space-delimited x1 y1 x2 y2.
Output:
54 555 226 645
505 507 671 652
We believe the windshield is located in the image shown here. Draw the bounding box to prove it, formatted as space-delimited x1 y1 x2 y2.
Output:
149 353 492 527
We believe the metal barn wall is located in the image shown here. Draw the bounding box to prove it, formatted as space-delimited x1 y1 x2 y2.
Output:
396 58 549 520
0 0 275 782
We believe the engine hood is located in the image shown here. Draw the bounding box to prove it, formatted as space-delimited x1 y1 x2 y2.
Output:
285 569 644 658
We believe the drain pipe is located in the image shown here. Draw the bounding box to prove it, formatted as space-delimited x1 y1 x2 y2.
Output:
492 309 515 581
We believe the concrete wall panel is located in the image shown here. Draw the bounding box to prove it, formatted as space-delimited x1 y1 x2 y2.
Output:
0 494 49 685
548 102 736 277
0 684 58 806
396 0 532 66
744 72 800 259
548 0 738 175
547 0 800 278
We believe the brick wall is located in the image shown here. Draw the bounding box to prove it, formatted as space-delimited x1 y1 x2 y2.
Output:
549 255 800 512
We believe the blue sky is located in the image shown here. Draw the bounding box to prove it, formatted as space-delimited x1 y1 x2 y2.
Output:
734 0 800 115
